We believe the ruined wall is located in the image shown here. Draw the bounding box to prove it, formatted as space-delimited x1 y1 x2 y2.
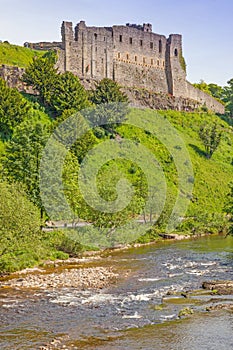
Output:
186 82 225 114
24 42 63 51
11 20 224 114
0 65 26 91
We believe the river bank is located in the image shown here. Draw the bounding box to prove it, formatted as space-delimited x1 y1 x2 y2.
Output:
1 235 232 350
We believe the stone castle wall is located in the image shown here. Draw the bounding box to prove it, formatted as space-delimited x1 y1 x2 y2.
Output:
0 65 27 92
8 20 224 114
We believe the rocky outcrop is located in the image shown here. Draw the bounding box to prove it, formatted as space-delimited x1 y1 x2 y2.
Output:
124 87 202 112
0 64 34 93
202 281 233 295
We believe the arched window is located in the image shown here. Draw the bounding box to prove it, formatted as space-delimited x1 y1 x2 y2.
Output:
151 59 154 65
143 57 146 64
135 56 138 62
159 40 162 53
126 53 130 60
174 48 178 57
94 33 97 40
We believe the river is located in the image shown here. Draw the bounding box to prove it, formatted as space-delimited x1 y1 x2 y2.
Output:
0 235 233 349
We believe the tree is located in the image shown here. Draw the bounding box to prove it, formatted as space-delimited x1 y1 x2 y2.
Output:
23 51 58 105
88 78 129 131
0 181 41 271
0 78 29 139
90 78 129 105
2 121 49 218
50 71 90 115
199 123 222 158
225 182 233 235
222 78 233 117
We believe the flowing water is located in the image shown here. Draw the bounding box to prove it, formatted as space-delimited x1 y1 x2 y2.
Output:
0 235 233 349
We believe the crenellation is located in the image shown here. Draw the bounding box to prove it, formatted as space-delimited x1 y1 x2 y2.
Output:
25 20 225 114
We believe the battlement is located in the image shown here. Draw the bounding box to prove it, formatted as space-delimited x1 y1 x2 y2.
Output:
126 23 153 32
26 20 224 114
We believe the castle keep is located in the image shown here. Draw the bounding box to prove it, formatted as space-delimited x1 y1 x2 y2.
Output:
26 21 224 114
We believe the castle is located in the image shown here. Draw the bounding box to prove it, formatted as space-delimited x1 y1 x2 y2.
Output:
24 20 224 114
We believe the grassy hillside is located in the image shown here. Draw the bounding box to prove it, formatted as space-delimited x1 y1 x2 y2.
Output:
116 109 233 234
0 42 45 68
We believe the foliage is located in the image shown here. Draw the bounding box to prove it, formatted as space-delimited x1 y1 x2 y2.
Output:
224 182 233 235
198 123 222 158
222 78 233 117
0 78 29 139
90 78 129 104
50 71 90 115
0 42 45 68
23 51 58 105
0 182 41 272
2 120 50 217
88 78 129 132
179 50 187 73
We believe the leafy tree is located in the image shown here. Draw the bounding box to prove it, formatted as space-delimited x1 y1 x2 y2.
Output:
50 71 90 115
193 80 211 95
88 78 129 132
208 83 224 100
0 181 41 271
225 182 233 235
0 78 29 139
222 78 233 117
23 51 58 105
2 121 49 218
199 123 222 158
90 78 129 105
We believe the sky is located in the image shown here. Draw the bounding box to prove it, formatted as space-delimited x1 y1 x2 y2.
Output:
0 0 232 86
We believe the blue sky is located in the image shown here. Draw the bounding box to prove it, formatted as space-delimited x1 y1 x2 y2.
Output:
0 0 232 86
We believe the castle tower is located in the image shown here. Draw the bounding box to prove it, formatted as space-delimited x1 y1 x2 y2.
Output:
166 34 187 97
61 21 74 71
143 23 152 32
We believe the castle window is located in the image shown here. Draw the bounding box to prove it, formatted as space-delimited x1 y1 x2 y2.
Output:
129 37 133 44
159 40 162 53
157 60 160 66
94 33 97 40
126 53 130 60
150 42 153 49
163 61 165 67
118 52 121 59
174 48 178 57
140 40 143 46
119 35 123 42
151 59 154 65
135 56 138 62
143 57 146 64
104 37 106 41
96 47 98 52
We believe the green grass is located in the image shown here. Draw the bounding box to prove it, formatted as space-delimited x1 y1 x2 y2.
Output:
0 42 45 68
116 109 233 234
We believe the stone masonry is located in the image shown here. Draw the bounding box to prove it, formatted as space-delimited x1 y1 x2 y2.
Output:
25 20 224 114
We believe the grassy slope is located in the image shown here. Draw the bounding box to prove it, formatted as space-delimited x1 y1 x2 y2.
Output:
0 42 45 68
117 109 233 222
0 106 232 272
